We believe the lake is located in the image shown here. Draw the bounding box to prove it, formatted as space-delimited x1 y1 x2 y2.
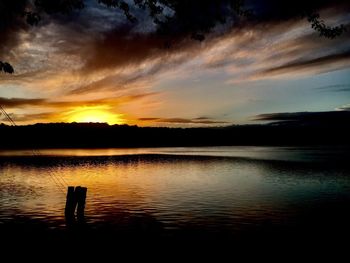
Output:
1 146 350 251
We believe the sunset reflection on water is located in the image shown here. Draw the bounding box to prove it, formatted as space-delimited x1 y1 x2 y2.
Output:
0 147 349 238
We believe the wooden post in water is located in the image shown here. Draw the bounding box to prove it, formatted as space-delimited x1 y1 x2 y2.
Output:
77 187 87 221
65 186 87 223
65 186 77 221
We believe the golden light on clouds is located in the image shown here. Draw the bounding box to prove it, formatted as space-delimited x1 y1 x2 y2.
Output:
0 3 349 127
67 106 125 125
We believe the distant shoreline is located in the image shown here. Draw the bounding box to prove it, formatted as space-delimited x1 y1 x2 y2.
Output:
0 120 349 149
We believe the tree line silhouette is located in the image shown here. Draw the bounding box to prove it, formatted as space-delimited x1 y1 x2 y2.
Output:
0 111 349 148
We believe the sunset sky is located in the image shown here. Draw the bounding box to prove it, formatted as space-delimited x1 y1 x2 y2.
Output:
0 0 349 126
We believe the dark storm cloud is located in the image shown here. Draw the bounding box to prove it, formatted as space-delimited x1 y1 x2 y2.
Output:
79 0 350 73
80 28 200 73
0 0 29 58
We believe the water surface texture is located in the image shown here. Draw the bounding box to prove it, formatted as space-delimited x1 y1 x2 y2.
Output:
0 146 349 242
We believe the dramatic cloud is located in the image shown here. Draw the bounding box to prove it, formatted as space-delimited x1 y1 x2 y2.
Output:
0 97 45 107
1 1 350 126
335 104 350 111
316 84 350 92
254 111 350 123
260 49 350 77
201 19 350 83
4 112 61 122
138 117 230 125
0 93 156 108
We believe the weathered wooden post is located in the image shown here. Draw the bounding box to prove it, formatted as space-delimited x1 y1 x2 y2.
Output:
65 186 87 223
65 186 77 221
77 187 87 221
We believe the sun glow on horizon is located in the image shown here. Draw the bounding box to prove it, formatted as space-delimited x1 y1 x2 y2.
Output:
67 106 124 125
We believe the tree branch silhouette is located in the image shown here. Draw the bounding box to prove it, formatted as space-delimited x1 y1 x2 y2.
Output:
306 12 346 39
0 61 14 74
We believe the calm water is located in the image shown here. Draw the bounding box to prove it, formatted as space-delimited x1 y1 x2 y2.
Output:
0 146 349 241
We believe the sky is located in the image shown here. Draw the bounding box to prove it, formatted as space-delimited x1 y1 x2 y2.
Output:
0 0 350 126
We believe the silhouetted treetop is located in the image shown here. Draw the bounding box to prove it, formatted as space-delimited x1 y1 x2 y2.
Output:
0 61 14 74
